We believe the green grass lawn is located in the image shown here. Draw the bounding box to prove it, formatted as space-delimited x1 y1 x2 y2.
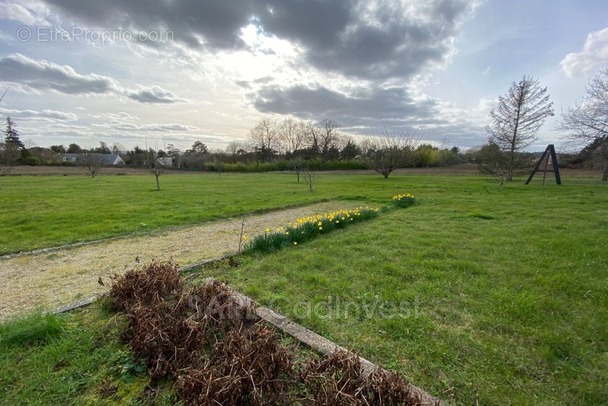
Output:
0 307 178 405
1 171 411 255
198 175 607 405
1 172 607 405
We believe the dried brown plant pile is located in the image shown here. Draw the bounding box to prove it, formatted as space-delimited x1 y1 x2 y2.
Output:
302 350 430 406
107 261 428 405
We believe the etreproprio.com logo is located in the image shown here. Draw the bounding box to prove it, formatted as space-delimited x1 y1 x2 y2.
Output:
16 26 174 44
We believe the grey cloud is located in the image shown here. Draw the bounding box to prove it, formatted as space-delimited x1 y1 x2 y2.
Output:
251 83 486 146
41 0 474 79
0 53 118 94
251 84 438 122
257 1 351 50
42 0 256 49
291 0 466 79
36 0 483 145
125 86 188 104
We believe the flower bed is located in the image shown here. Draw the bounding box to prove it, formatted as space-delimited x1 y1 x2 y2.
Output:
392 193 416 208
244 207 380 254
245 194 417 254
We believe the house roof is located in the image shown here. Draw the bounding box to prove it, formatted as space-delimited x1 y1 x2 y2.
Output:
61 153 125 166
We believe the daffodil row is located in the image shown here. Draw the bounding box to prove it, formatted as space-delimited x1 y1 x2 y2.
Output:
392 193 415 200
392 193 416 208
244 206 379 254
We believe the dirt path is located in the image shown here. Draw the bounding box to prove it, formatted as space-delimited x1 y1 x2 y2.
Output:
0 201 355 321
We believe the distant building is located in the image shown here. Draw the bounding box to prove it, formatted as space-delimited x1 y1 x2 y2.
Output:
61 153 126 166
156 157 173 167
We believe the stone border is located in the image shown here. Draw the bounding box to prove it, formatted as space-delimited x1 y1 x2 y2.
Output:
53 270 444 405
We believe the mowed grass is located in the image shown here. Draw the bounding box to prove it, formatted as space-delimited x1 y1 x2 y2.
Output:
1 172 607 405
2 171 411 255
197 176 608 405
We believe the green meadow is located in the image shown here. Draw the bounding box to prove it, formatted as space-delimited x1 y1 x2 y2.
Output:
1 171 607 405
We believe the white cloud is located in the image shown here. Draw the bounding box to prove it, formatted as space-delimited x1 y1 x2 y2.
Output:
112 123 198 132
0 53 119 95
0 107 77 121
0 54 189 107
561 27 608 78
0 1 50 26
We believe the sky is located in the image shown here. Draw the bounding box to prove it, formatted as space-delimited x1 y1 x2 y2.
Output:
0 0 607 153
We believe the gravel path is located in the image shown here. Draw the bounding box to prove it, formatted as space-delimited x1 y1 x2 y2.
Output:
0 201 356 321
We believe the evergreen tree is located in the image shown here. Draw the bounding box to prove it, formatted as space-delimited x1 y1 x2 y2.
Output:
3 117 23 166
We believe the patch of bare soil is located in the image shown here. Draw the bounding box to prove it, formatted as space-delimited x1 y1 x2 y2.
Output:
0 201 357 321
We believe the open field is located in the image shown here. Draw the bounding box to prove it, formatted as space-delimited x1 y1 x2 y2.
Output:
1 171 607 405
1 167 602 256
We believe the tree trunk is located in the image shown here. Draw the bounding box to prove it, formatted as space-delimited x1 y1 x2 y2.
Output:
602 164 608 181
155 174 160 191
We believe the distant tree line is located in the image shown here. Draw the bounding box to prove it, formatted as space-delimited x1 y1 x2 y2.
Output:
2 68 606 181
20 118 462 176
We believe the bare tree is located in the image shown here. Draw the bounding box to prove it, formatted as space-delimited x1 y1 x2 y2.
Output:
147 149 167 191
249 118 278 162
364 129 418 179
308 119 341 159
225 141 248 163
476 142 511 188
486 75 554 180
82 153 103 178
277 118 307 155
557 67 608 181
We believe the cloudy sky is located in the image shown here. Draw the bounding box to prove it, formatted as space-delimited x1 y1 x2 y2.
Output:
0 0 606 152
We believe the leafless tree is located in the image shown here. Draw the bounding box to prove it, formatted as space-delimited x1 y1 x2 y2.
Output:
364 129 418 179
303 170 316 192
147 149 167 191
486 75 554 180
476 142 512 188
225 141 249 163
249 118 278 161
277 118 307 155
557 67 608 181
82 152 103 178
308 119 341 158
